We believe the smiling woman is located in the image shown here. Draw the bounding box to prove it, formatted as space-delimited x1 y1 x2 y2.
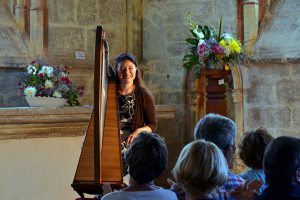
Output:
114 53 158 181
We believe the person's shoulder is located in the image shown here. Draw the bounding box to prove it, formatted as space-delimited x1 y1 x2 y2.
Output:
101 190 124 200
155 188 178 199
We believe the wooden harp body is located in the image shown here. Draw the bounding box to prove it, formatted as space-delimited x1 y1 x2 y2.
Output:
71 26 123 198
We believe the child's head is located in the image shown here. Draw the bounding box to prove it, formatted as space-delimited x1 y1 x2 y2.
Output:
125 132 167 184
239 127 274 169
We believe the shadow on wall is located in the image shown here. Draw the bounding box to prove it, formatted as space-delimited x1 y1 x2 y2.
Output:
0 68 28 107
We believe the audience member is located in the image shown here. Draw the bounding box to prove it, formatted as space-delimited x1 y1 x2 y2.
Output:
169 113 244 200
232 136 300 200
238 128 274 192
173 140 228 200
258 136 300 200
194 113 244 199
101 132 177 200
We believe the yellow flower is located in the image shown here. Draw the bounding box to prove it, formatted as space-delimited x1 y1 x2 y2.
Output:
219 39 227 47
224 64 230 71
219 39 230 56
228 39 241 53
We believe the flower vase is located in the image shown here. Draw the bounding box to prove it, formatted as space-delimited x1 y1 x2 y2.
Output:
206 62 224 70
25 96 66 107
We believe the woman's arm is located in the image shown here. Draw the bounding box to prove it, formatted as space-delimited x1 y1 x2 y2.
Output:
127 88 157 145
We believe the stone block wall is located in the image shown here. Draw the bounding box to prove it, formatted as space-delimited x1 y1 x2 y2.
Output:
0 0 127 107
46 0 127 106
242 62 300 137
245 0 300 138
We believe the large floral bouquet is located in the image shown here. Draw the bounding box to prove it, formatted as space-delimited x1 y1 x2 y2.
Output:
18 60 84 106
183 14 245 73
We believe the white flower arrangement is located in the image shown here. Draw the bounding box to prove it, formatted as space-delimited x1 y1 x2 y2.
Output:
18 60 85 106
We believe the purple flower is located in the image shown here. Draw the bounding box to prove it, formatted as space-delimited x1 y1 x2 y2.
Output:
197 43 207 57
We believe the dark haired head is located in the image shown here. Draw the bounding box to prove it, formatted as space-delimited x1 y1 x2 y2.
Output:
239 127 274 169
125 132 168 184
263 136 300 185
115 53 138 69
115 53 145 88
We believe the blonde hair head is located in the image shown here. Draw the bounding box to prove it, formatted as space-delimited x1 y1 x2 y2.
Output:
173 140 228 196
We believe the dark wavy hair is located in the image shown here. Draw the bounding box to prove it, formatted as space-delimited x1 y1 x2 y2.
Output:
239 127 274 169
125 132 168 184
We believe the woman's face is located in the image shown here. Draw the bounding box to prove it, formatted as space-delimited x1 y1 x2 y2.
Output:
117 59 137 85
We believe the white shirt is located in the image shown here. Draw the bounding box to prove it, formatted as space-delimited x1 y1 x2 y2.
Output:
101 188 178 200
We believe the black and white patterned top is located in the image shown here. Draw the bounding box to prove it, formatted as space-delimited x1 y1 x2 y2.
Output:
118 92 136 144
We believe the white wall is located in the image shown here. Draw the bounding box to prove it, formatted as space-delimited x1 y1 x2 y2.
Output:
0 136 86 200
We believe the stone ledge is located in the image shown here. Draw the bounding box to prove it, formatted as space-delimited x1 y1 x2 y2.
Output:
249 57 300 64
0 105 176 140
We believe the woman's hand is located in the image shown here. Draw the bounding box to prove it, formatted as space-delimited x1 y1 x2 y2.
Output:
126 126 152 145
126 130 140 145
231 179 263 200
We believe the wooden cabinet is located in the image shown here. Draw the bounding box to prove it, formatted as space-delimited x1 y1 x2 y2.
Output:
196 69 233 119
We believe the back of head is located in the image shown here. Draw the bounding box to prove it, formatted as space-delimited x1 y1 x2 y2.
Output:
239 127 274 169
125 132 167 184
173 140 228 196
263 136 300 186
194 113 237 150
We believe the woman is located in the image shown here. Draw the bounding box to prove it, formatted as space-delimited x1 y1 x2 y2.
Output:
101 132 177 200
115 53 157 176
172 140 228 200
116 53 157 146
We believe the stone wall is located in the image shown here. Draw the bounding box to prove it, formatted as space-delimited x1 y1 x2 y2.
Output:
0 0 127 107
242 62 300 137
0 2 31 67
0 2 31 107
45 0 127 105
243 0 300 137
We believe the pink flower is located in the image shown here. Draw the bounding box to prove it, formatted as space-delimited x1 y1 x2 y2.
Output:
212 44 224 55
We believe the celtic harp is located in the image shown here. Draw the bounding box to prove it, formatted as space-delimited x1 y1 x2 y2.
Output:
71 26 123 198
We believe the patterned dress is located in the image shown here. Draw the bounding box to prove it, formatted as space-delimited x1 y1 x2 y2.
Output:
118 92 136 176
